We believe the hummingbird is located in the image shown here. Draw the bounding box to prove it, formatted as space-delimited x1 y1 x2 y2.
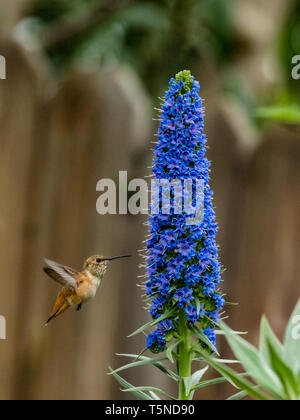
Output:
43 254 131 325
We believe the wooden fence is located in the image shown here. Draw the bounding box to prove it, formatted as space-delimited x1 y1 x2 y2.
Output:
0 39 300 400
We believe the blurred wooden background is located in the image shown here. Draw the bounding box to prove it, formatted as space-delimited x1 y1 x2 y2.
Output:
0 0 300 400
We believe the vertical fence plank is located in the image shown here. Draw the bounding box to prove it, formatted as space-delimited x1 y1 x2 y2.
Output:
233 126 300 344
0 40 45 399
14 67 152 400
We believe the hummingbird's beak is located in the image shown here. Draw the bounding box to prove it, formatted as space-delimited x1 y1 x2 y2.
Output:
107 255 132 261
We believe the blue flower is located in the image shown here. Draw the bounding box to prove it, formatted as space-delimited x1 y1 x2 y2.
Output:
158 319 174 332
214 295 225 311
205 310 220 324
203 328 217 349
146 330 166 350
174 287 193 308
145 71 224 353
150 296 167 318
185 304 205 324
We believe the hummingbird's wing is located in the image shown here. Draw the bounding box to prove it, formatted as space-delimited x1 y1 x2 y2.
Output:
44 258 78 289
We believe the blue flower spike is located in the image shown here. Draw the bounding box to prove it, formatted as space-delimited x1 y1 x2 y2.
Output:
111 71 227 401
145 70 225 354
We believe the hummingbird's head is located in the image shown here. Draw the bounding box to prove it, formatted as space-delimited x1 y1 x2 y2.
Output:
83 254 131 278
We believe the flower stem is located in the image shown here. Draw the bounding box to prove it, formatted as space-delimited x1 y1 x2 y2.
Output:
177 312 192 400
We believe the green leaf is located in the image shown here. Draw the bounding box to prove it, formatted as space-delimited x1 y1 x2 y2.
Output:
284 299 300 374
149 391 160 400
194 297 201 317
191 325 219 355
183 377 193 397
193 357 239 364
195 349 270 400
192 376 229 390
215 330 247 336
192 366 209 385
191 373 249 391
128 308 176 338
122 386 176 400
166 339 182 364
183 366 209 397
119 3 168 31
260 316 283 364
211 359 240 364
227 390 249 400
115 353 165 360
220 322 285 399
110 356 165 374
108 367 152 400
189 366 209 398
113 353 179 382
135 347 148 360
255 106 300 123
267 339 300 400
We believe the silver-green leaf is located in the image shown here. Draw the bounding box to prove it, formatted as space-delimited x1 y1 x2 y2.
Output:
284 299 300 375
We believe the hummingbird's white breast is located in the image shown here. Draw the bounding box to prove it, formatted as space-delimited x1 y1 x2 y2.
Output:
85 272 101 300
76 272 102 303
89 273 102 290
77 261 107 303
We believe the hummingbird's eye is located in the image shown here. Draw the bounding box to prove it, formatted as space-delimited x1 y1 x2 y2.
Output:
96 258 101 263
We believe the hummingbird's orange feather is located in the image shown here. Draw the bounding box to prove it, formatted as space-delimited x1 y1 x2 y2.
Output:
46 286 81 325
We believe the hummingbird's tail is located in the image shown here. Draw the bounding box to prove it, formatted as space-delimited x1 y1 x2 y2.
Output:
45 302 69 326
45 313 57 326
44 288 75 326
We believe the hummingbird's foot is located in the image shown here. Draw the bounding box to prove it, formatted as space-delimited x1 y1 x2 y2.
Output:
76 303 82 312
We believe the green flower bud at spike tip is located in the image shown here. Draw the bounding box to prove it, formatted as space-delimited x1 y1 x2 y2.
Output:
175 70 194 95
